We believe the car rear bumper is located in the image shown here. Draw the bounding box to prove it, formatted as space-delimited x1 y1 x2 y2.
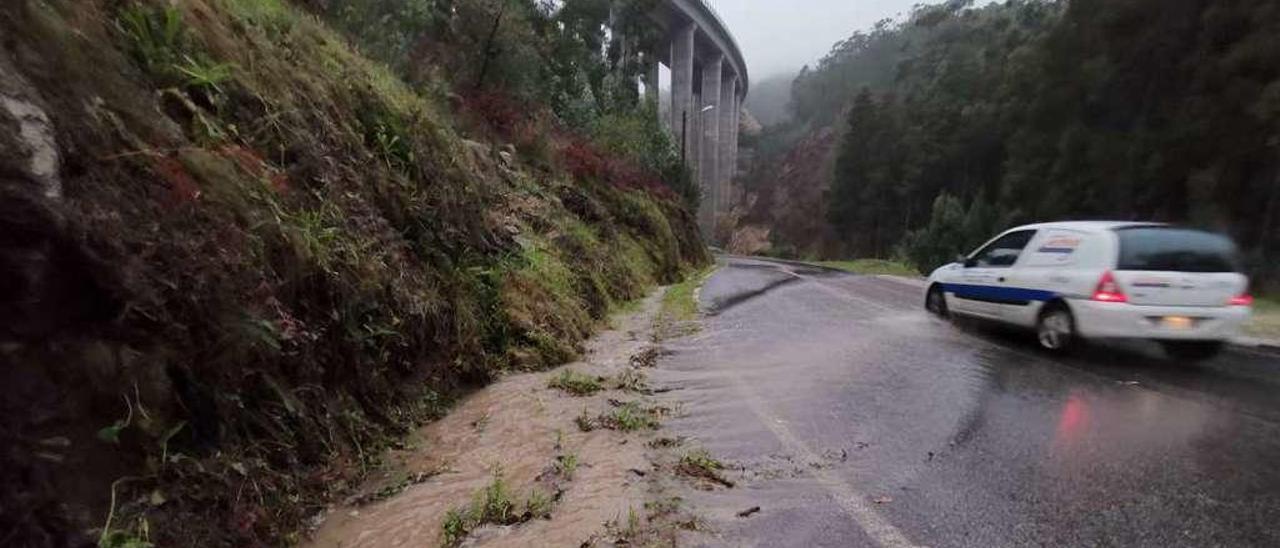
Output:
1070 299 1250 341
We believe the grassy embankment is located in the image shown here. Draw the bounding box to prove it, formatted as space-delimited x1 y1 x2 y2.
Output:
654 265 717 339
0 0 707 545
1246 298 1280 340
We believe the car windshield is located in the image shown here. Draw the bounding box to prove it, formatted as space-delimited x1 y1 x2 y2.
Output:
1115 227 1240 273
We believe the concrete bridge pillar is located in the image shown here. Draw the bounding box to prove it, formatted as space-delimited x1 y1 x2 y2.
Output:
670 23 696 160
691 89 701 182
699 55 723 232
644 54 660 106
719 73 738 218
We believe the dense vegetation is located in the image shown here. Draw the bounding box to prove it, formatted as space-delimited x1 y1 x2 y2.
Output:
780 0 1279 287
0 0 705 545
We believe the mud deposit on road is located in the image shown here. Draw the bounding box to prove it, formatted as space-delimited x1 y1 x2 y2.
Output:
309 291 682 547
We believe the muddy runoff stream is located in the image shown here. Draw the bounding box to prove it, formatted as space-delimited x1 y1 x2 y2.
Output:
307 289 713 547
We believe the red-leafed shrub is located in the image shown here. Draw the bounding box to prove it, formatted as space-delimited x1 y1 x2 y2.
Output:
152 155 203 206
462 91 677 201
558 136 675 200
462 91 528 139
561 139 608 181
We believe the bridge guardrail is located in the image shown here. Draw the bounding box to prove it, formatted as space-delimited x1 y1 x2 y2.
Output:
690 0 748 93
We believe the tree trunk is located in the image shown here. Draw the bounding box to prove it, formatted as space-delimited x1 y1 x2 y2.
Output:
473 4 505 90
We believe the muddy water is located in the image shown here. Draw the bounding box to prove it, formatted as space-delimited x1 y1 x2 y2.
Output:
307 293 665 547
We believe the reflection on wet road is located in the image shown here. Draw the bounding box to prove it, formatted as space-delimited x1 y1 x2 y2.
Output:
652 257 1280 547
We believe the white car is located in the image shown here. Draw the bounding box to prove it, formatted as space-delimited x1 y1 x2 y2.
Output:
925 221 1253 360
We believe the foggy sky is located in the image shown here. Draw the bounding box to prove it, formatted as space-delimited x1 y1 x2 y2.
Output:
709 0 922 79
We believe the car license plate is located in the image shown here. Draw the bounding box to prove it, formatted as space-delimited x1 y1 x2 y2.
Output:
1162 316 1194 330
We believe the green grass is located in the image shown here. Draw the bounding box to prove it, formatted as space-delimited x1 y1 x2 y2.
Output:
659 266 715 322
523 489 553 520
652 265 716 341
1245 297 1280 340
547 370 604 396
574 408 596 432
440 471 552 547
815 259 920 277
678 450 724 474
675 449 734 488
600 402 660 432
613 368 649 393
554 453 578 480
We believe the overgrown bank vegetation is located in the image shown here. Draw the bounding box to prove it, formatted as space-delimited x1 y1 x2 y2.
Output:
745 0 1280 289
0 0 706 545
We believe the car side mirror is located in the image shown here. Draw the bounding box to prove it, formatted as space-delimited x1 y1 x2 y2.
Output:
961 256 978 268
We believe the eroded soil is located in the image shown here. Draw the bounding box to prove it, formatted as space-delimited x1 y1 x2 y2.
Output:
307 289 703 547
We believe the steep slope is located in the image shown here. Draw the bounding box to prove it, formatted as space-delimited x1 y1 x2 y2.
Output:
0 1 706 545
726 125 840 259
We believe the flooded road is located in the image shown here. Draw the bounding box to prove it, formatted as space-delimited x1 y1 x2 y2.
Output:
651 257 1280 547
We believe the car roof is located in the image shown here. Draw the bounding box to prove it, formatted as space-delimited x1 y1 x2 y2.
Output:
1006 221 1165 234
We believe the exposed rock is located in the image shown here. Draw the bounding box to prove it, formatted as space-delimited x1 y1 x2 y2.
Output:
0 51 61 200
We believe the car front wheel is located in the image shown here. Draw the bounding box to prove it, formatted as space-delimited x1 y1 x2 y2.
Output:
1161 341 1224 362
1036 305 1076 352
926 284 949 318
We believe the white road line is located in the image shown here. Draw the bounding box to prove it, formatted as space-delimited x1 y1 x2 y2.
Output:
726 373 925 548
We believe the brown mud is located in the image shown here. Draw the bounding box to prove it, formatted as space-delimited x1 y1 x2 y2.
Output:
308 291 672 547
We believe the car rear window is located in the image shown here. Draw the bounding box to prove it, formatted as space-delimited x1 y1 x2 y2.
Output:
1115 227 1240 273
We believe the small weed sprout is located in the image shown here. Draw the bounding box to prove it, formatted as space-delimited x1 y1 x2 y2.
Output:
626 508 642 538
555 453 578 480
606 507 644 543
614 368 649 393
441 470 518 547
473 472 516 524
601 402 659 432
574 408 597 432
440 508 468 547
548 370 604 396
679 450 723 474
525 489 553 520
370 122 416 171
440 469 559 546
175 55 235 96
676 449 735 489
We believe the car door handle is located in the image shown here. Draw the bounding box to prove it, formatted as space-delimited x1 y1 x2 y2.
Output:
998 277 1007 283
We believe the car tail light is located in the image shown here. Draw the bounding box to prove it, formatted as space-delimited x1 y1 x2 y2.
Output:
1229 293 1254 307
1091 271 1128 303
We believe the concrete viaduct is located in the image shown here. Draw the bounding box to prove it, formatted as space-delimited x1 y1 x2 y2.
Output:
640 0 748 236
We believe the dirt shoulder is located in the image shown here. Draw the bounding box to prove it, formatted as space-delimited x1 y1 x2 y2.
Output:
307 273 720 547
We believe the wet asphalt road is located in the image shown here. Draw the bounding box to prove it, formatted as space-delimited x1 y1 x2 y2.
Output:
652 256 1280 547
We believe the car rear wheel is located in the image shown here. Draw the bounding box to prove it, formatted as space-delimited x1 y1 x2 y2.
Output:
926 284 949 318
1036 305 1076 352
1161 341 1224 362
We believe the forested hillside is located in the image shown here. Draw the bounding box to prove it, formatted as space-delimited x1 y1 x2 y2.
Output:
735 0 1280 290
0 0 704 545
